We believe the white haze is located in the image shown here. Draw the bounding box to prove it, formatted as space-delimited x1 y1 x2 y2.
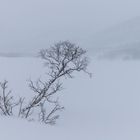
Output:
1 0 140 53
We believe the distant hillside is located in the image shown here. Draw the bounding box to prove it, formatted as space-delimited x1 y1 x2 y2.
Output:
98 42 140 59
92 17 140 59
0 52 35 58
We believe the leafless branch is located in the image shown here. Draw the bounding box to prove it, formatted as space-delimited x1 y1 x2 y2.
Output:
0 41 90 125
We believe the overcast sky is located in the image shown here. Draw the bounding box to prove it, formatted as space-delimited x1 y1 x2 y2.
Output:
0 0 140 52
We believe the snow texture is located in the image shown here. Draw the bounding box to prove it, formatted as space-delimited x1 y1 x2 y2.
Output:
0 57 139 139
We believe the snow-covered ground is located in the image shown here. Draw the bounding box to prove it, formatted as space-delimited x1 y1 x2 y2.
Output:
0 57 140 140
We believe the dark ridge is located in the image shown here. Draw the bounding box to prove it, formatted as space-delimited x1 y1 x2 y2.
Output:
0 52 37 58
97 42 140 60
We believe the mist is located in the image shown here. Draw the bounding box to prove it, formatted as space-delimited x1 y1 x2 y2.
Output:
0 0 140 53
1 1 140 139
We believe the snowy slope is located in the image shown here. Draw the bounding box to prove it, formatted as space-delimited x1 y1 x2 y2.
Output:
91 17 140 59
0 57 140 139
92 17 140 48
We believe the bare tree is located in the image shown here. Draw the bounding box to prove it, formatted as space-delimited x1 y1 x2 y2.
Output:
0 80 24 116
0 41 90 125
22 41 90 124
0 80 13 116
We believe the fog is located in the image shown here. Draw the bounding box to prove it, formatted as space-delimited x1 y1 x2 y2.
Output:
1 1 140 139
0 0 140 53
